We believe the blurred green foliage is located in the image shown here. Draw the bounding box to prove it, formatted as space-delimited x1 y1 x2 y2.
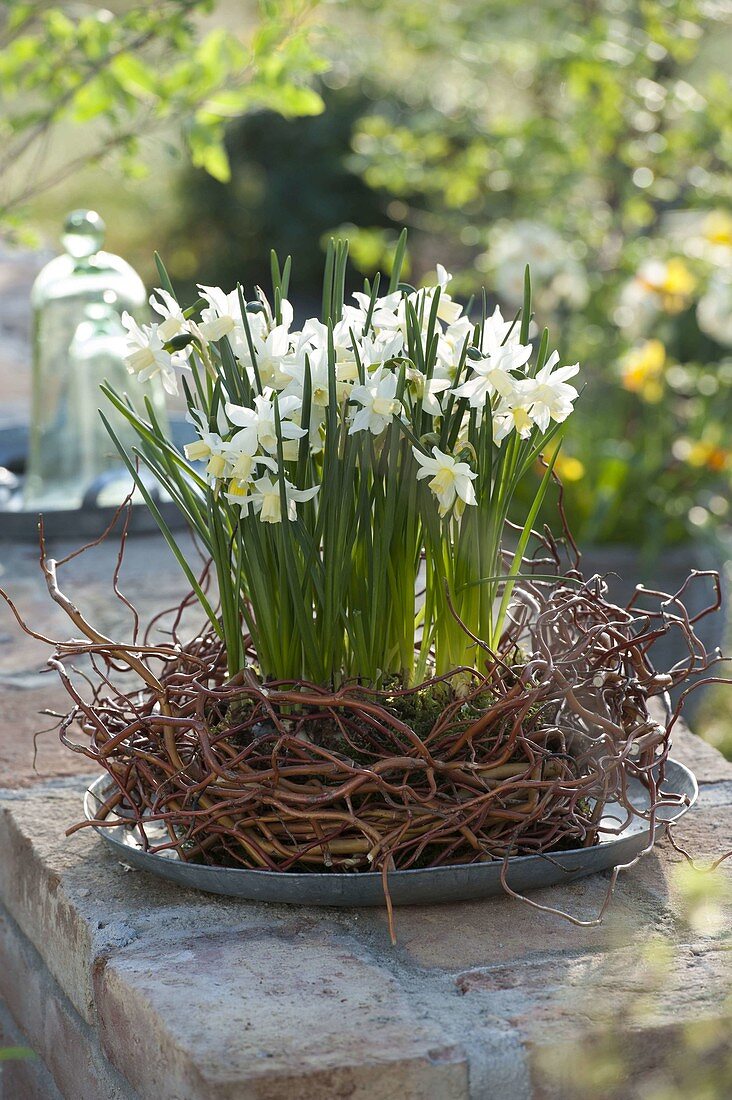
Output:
165 86 397 296
3 0 732 554
0 1 326 232
170 0 732 551
336 0 732 268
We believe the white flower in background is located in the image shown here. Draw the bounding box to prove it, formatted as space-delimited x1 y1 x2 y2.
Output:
150 289 187 342
227 474 318 523
661 209 732 266
521 352 580 431
481 221 589 313
225 391 306 456
348 366 402 435
412 446 477 517
616 257 696 334
492 221 563 282
121 314 187 396
697 274 732 347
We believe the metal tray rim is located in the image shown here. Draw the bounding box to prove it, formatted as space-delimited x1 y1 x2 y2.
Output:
84 759 697 896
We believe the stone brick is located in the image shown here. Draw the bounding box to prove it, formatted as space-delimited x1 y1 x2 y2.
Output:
369 872 671 973
521 945 732 1099
669 721 732 784
0 782 100 1021
0 996 62 1100
454 938 732 1100
95 926 469 1100
0 780 291 1022
0 905 136 1099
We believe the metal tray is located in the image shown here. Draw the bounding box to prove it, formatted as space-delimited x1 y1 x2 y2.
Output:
84 759 697 907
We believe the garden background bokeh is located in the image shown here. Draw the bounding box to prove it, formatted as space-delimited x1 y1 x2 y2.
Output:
1 0 732 752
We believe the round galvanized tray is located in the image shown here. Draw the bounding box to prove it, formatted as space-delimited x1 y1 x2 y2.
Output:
84 759 697 907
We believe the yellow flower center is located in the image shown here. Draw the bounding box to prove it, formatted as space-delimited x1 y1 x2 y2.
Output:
230 453 254 480
429 467 456 497
184 440 211 462
512 407 532 433
260 491 282 523
206 454 227 479
372 395 396 418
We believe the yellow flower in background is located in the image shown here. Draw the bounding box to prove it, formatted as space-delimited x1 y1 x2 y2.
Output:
553 453 585 482
702 210 732 249
542 439 585 483
686 440 731 473
621 339 667 403
638 258 696 314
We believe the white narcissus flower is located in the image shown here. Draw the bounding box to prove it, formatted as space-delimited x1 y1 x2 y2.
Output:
360 330 404 369
121 314 186 396
452 345 532 409
227 474 319 523
281 345 334 408
183 409 229 479
198 285 246 344
408 368 452 417
348 366 402 435
452 306 532 409
219 437 277 482
412 446 477 517
522 352 579 431
433 264 464 325
254 323 295 390
479 305 519 356
150 289 187 342
184 431 227 480
352 289 403 338
252 287 294 335
225 391 306 456
435 315 473 379
493 393 535 442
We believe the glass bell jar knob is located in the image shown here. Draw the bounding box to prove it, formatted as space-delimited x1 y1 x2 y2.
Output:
24 210 168 510
60 209 106 259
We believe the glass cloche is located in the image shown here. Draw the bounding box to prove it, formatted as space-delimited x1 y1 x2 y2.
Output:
25 210 167 510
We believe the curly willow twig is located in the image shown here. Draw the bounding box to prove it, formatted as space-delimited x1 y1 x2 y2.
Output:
2 502 729 943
